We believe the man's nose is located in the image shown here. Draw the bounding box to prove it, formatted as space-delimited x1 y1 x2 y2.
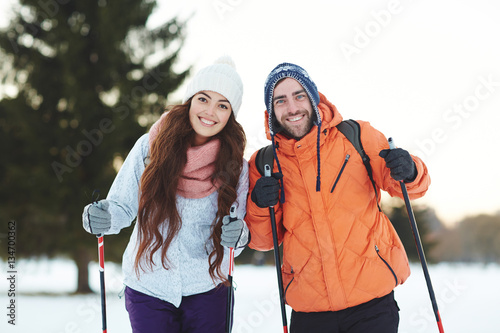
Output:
287 99 300 113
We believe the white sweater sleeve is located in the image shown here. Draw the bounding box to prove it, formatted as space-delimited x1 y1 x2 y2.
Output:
105 134 149 235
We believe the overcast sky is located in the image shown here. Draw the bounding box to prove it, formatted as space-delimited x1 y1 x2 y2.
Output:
2 0 499 226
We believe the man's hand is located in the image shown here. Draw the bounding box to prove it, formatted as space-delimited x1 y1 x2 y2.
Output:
379 148 417 183
251 173 282 208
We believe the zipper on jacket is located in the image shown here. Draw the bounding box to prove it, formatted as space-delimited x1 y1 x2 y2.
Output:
375 245 398 287
284 266 294 305
330 154 350 193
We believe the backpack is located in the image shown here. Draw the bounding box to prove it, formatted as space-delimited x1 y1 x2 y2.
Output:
255 119 381 211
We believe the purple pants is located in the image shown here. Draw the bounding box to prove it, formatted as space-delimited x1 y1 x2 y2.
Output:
125 284 231 333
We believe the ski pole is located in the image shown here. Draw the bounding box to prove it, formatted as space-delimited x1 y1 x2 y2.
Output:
98 233 107 333
91 190 107 333
265 164 288 333
388 138 444 333
226 204 237 333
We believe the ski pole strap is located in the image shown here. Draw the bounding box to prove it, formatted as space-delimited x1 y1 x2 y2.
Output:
88 189 101 235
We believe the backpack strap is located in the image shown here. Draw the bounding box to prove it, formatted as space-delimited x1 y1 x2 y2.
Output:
254 120 381 212
336 119 381 211
255 144 274 176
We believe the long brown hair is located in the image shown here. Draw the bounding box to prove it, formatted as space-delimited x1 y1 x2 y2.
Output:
135 98 246 283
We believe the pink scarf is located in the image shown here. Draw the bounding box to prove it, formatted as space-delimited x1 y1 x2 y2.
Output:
149 113 221 199
177 139 221 198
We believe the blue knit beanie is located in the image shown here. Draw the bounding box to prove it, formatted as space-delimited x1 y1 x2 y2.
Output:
264 62 321 135
263 63 324 193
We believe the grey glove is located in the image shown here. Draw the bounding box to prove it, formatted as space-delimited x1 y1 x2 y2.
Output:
221 215 248 249
83 200 111 235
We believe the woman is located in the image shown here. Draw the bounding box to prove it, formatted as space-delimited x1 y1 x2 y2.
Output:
82 56 249 332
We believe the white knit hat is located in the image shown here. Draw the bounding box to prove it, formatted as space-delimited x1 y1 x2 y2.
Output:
182 56 244 116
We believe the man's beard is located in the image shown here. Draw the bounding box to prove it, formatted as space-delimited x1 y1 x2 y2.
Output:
277 111 314 141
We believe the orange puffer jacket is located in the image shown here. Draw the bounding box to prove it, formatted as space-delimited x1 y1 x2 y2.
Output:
246 93 431 312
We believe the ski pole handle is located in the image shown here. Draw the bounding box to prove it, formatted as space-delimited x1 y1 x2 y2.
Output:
228 205 236 277
90 189 105 239
226 204 237 333
263 164 277 209
228 204 237 267
388 137 396 150
229 205 237 222
228 205 237 271
264 164 272 178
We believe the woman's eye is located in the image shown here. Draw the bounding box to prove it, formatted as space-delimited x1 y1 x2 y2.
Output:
219 104 228 110
198 97 207 102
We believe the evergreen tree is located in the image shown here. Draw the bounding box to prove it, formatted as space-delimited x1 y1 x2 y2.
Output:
385 200 440 263
0 0 189 293
456 214 500 262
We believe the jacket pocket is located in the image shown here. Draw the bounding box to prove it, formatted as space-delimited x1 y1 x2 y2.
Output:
375 245 398 287
283 266 294 304
282 249 312 305
330 154 350 193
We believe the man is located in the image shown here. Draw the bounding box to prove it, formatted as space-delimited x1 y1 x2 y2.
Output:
246 62 431 333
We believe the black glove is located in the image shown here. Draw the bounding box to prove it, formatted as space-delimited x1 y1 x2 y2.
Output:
251 173 282 208
379 148 417 183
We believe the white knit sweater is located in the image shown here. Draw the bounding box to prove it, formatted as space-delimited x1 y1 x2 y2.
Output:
91 133 249 307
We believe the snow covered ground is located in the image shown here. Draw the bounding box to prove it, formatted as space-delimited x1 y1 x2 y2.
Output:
0 259 498 332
